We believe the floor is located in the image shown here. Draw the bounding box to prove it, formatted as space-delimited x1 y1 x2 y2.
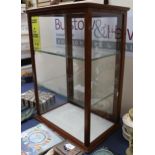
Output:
21 82 128 155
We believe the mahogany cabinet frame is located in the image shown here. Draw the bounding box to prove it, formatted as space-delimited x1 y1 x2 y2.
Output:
26 3 129 152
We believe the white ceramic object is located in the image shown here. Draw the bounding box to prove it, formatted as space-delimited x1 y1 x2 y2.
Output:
122 113 133 128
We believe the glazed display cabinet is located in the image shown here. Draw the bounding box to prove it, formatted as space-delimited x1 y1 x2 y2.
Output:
26 2 129 152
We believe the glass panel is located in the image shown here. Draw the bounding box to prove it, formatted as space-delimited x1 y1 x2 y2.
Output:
33 15 67 114
33 15 85 143
90 14 121 142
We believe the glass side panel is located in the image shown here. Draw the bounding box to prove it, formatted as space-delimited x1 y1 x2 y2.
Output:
32 15 67 114
90 14 122 142
91 16 119 115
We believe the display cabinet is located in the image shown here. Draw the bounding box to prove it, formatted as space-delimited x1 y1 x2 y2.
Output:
26 2 129 152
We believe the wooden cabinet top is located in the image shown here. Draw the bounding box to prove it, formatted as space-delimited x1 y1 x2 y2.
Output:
26 2 129 15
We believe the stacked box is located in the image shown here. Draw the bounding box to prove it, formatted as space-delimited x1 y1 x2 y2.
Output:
50 140 84 155
21 89 55 113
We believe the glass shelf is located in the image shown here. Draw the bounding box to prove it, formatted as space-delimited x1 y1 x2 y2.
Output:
36 48 116 61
